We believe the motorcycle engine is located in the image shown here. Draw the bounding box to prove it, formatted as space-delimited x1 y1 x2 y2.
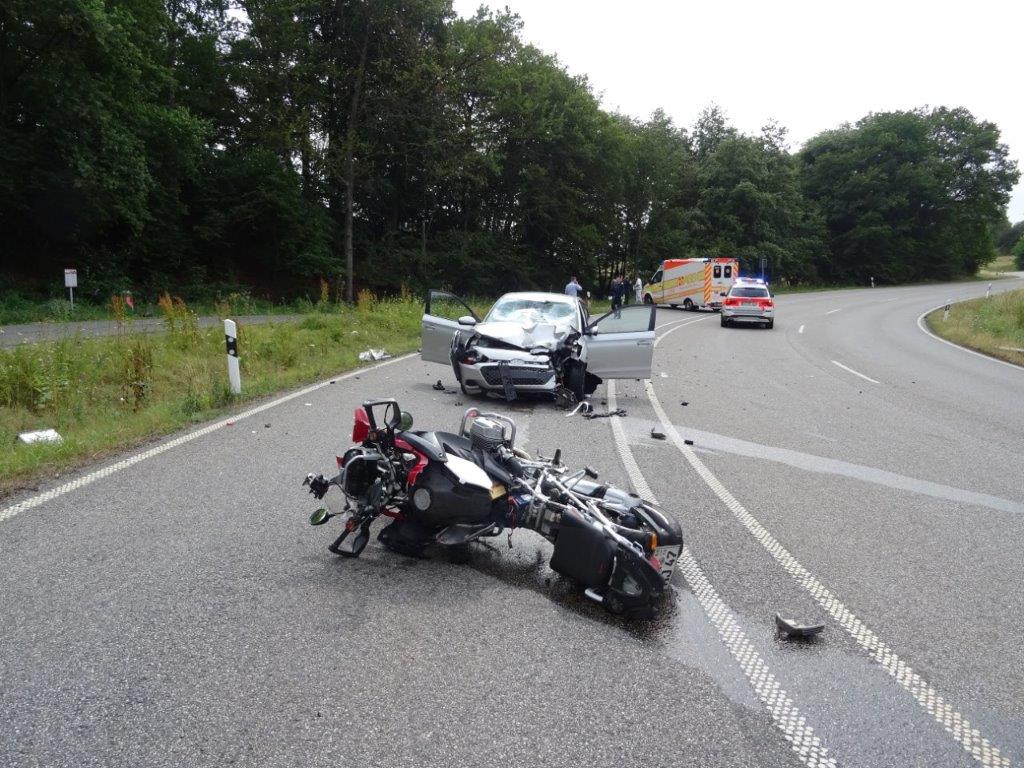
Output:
469 416 508 451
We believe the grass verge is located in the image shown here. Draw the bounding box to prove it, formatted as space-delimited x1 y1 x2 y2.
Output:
925 289 1024 367
0 296 434 498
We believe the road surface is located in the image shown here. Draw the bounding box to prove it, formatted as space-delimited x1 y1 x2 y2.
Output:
1 277 1021 767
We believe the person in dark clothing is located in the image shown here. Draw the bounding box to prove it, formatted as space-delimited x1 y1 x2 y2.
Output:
611 275 629 315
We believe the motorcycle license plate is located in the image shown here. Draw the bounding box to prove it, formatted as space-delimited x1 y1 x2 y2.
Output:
654 544 682 583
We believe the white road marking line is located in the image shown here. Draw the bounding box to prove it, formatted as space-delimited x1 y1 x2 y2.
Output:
825 308 842 315
607 381 836 768
0 354 416 525
916 303 1024 373
830 360 880 384
798 325 805 334
647 326 1011 767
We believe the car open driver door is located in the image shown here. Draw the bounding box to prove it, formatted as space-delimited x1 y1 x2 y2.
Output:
421 290 481 364
582 304 656 379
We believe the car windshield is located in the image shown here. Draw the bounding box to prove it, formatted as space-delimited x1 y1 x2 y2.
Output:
730 287 770 298
486 297 578 326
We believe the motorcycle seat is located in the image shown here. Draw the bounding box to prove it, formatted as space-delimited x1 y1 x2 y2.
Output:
403 431 447 462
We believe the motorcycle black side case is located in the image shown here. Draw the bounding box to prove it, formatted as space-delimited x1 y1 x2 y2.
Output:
412 464 494 528
549 508 616 589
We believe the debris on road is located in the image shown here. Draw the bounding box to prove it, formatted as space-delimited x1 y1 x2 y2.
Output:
660 372 668 378
684 439 694 446
566 401 594 417
650 429 666 439
17 429 63 445
775 613 825 639
358 348 392 362
432 380 446 391
680 401 689 406
584 408 626 420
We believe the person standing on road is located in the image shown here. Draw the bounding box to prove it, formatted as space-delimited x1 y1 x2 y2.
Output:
565 276 583 297
634 275 643 304
611 275 628 316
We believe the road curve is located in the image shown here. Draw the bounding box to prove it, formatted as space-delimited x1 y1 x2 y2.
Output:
1 277 1021 767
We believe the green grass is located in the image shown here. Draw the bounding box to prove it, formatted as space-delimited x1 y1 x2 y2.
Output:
0 296 431 496
980 253 1017 276
925 289 1024 367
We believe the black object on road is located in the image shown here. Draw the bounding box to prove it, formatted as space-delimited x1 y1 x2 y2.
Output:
651 429 666 440
583 408 626 420
684 439 694 446
432 380 445 391
775 613 825 639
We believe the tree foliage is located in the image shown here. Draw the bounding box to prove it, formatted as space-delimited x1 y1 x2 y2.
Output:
0 2 1018 300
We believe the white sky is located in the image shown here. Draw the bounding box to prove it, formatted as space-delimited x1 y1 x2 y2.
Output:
452 0 1023 221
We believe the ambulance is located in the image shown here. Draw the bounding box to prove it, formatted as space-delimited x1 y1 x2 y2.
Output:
641 257 741 310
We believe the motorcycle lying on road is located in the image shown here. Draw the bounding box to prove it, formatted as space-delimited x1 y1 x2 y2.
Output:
302 399 683 618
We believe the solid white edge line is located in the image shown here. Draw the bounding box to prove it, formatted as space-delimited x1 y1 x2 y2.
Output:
916 303 1024 373
830 360 880 384
607 381 836 768
0 354 417 524
648 326 1011 768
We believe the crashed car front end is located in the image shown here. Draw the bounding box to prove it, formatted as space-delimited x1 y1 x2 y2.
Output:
451 322 583 401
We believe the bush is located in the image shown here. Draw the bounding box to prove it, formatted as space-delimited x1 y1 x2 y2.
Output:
1013 236 1024 270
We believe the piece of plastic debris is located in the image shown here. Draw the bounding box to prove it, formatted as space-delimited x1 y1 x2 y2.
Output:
358 348 392 362
775 613 825 639
264 424 271 428
567 401 594 417
304 402 312 406
680 401 689 406
684 439 694 446
660 372 668 378
432 380 445 391
584 408 626 420
18 429 63 445
650 429 666 440
227 421 236 426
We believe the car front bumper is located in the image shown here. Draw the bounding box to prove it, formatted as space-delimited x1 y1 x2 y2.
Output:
457 349 559 393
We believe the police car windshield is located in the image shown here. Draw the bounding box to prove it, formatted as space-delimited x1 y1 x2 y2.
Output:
486 298 577 326
730 287 770 298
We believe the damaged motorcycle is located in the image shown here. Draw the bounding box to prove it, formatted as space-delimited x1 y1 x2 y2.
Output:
302 400 683 619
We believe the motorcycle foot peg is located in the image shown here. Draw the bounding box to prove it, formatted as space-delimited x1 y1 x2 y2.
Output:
584 588 604 604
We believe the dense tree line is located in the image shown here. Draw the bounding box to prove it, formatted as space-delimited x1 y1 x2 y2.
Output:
1 1 1018 302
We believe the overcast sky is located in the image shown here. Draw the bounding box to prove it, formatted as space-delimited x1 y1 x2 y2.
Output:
452 0 1023 222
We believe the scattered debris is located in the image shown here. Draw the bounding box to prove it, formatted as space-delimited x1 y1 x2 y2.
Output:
330 380 337 384
584 408 626 420
650 429 666 440
358 348 392 362
264 423 271 428
659 372 668 378
684 439 694 446
432 380 445 391
775 613 825 639
227 421 236 426
17 429 63 445
553 386 577 410
680 401 689 406
567 401 594 417
304 402 312 406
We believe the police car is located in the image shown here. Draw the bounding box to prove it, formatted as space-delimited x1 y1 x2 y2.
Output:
720 277 774 329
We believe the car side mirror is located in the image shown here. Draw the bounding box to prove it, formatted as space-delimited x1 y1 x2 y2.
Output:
458 315 476 326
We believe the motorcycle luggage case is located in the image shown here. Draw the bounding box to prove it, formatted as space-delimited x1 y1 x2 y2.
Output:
549 508 615 589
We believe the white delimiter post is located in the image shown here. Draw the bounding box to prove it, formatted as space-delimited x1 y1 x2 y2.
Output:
224 319 241 394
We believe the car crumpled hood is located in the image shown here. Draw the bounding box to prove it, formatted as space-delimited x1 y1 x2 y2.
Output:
472 320 572 351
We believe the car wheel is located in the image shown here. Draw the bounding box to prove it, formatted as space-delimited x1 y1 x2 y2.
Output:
643 294 654 305
683 298 694 311
766 320 774 329
566 362 586 402
720 315 728 327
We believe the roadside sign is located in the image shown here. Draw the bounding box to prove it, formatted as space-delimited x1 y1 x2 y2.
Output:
64 268 78 310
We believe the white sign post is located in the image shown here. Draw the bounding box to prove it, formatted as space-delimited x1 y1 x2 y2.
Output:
224 319 241 395
64 269 78 310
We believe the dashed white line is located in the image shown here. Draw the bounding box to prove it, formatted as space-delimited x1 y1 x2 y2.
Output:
0 354 416 525
825 308 842 315
830 360 880 384
607 381 836 768
647 327 1011 768
798 325 805 334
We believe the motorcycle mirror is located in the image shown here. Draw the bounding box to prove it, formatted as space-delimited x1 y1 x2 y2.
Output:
399 411 414 431
309 507 332 526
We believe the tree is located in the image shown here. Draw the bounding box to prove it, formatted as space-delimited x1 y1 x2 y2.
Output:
1014 236 1024 270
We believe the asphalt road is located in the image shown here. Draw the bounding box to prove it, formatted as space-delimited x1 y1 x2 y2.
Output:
0 314 301 348
1 277 1022 767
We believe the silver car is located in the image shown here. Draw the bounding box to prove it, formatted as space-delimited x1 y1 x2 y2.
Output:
720 278 775 329
421 290 656 401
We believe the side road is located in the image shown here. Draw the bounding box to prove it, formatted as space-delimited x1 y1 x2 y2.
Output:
0 314 303 348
